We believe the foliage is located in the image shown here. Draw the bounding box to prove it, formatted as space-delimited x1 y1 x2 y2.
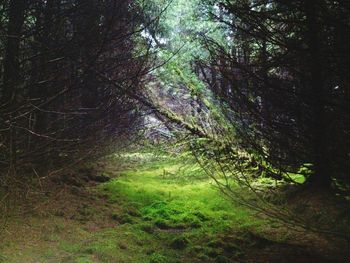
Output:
1 0 350 255
142 0 350 189
1 152 347 262
0 0 149 178
197 0 350 187
137 0 350 235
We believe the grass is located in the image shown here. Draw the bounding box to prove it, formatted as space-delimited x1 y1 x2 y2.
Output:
94 154 264 262
3 152 322 263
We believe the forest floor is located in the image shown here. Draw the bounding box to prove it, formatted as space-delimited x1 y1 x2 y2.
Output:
0 152 348 263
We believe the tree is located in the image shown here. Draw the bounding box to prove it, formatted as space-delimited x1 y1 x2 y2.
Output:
0 0 151 176
197 0 350 189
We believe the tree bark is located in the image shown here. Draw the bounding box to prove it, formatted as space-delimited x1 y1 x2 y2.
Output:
304 0 332 187
2 0 26 106
1 0 26 170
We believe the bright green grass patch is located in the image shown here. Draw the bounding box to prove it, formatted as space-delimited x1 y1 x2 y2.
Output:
98 154 264 262
288 173 306 184
0 153 266 263
100 160 255 229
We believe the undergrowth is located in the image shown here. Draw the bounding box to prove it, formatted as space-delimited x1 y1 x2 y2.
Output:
1 151 343 262
95 153 264 262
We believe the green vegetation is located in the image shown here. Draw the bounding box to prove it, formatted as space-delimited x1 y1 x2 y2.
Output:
0 152 345 262
1 0 350 261
96 154 263 262
0 153 267 263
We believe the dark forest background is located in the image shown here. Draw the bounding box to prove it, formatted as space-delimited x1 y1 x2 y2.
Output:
0 0 150 177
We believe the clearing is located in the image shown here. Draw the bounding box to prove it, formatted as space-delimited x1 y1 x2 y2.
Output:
0 153 345 262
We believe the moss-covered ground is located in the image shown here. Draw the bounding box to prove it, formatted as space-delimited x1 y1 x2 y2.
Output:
94 154 265 262
0 152 342 262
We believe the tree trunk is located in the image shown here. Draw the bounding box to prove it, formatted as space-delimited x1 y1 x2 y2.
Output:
2 0 26 105
304 0 332 188
1 0 26 170
76 0 101 137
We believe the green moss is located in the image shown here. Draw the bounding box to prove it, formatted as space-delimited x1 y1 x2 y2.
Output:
149 253 169 263
95 154 263 261
75 256 93 263
111 213 133 224
288 173 306 184
170 236 190 249
1 152 265 263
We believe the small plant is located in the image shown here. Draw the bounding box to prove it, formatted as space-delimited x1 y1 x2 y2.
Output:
149 253 168 263
298 163 314 178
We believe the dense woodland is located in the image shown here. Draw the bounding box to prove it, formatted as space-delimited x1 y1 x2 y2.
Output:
0 0 149 173
143 0 350 189
1 0 350 262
